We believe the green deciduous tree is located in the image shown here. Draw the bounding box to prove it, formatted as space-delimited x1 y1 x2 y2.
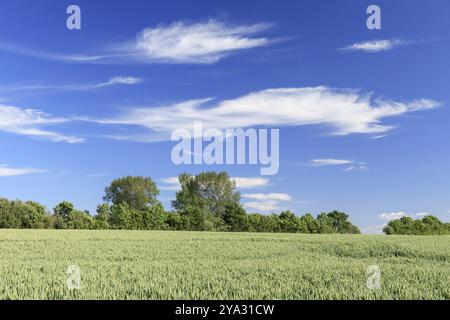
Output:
173 172 240 215
384 215 449 235
104 176 160 211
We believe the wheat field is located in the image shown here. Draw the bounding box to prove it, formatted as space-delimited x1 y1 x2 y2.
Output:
0 230 449 300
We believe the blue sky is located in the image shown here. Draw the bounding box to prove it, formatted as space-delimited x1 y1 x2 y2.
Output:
0 0 449 233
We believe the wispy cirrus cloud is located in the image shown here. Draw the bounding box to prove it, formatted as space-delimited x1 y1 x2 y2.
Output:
0 41 110 62
0 165 46 177
0 19 274 65
122 19 273 64
0 105 82 143
342 165 368 172
309 159 368 172
0 76 142 92
310 159 354 166
341 39 409 53
92 86 439 142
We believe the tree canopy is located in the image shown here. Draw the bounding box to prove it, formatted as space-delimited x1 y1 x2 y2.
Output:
384 216 450 235
0 172 369 234
104 176 160 211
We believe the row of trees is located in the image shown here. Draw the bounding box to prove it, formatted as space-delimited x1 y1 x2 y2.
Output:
0 172 361 234
383 216 450 235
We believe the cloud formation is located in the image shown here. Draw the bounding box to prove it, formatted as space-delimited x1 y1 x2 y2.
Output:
415 212 430 217
310 159 354 166
125 20 272 64
0 105 82 143
0 20 273 65
0 165 46 177
96 86 439 142
378 212 409 221
243 192 292 212
159 177 181 191
342 165 368 172
341 39 408 53
232 177 269 189
0 76 142 92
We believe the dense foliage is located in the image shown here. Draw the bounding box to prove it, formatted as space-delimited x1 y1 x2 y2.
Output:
0 171 361 234
383 216 450 235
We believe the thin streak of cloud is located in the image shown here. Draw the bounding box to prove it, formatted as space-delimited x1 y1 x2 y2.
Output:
310 159 354 166
0 76 142 92
0 165 47 177
341 39 410 53
342 165 368 172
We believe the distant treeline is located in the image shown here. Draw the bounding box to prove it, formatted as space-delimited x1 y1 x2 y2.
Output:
384 216 450 235
0 172 361 234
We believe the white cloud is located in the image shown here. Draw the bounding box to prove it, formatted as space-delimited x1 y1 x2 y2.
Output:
95 86 439 141
242 193 292 201
244 200 279 212
342 39 408 53
371 134 388 140
309 159 368 171
159 177 181 191
0 105 82 143
0 41 109 62
378 211 433 221
378 212 409 221
0 76 142 92
310 159 354 166
120 19 272 64
415 212 430 217
243 192 292 212
342 165 368 172
0 165 46 177
0 20 273 65
232 177 269 189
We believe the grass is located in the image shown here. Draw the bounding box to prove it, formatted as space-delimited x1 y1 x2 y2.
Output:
0 230 449 300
